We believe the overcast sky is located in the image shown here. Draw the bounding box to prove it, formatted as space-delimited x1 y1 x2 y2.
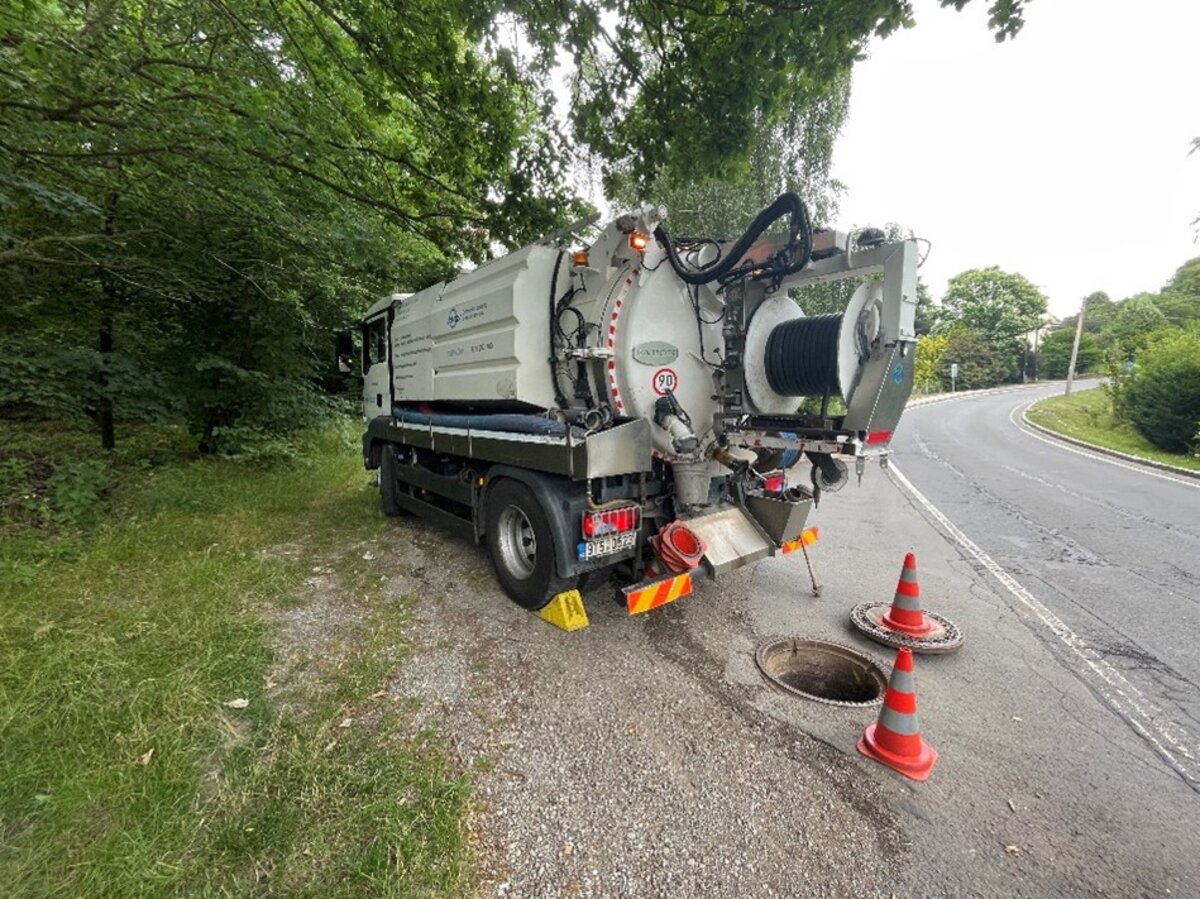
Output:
830 0 1200 318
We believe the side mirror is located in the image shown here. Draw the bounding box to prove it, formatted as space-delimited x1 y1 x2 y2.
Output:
334 329 354 374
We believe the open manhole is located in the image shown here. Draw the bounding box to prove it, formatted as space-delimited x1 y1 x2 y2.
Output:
755 637 887 707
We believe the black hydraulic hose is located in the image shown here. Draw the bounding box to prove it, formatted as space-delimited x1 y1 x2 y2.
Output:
654 192 813 285
548 250 569 409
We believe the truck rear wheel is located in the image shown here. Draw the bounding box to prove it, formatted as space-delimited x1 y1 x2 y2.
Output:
485 479 575 610
379 445 410 518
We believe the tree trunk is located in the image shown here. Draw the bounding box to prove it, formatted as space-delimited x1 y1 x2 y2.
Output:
98 311 115 449
98 193 117 450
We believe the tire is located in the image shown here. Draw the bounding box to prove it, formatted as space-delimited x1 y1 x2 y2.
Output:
485 479 576 610
379 444 410 517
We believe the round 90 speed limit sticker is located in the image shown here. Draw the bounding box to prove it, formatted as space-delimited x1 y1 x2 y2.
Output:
652 367 678 396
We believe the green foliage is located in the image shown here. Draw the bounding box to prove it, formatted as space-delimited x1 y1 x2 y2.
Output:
1040 328 1101 379
499 0 1024 194
47 461 112 527
1070 258 1200 371
914 278 939 335
937 267 1045 384
1101 294 1168 355
1059 291 1113 336
941 327 1012 390
939 266 1047 340
915 333 950 393
614 72 852 232
0 0 582 452
1156 257 1200 327
1 452 112 530
1124 328 1200 454
1102 346 1134 425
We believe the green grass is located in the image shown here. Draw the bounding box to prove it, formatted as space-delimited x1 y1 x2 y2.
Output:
1026 387 1200 472
0 420 469 897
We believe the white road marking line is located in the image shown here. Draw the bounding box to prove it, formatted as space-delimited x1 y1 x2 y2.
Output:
1009 402 1200 490
888 462 1200 790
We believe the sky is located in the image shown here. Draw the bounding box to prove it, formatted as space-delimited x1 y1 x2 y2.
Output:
829 0 1200 318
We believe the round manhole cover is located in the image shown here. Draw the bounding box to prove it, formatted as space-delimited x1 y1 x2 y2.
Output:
755 637 887 707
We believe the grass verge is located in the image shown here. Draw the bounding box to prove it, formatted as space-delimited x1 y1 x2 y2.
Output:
0 420 469 897
1026 387 1200 472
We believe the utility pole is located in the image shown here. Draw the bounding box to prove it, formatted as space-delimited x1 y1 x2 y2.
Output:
1065 295 1088 396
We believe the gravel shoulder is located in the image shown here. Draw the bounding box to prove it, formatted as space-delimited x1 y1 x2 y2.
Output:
382 512 905 899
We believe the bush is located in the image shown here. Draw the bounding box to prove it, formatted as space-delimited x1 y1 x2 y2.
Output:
914 334 949 394
1125 328 1200 454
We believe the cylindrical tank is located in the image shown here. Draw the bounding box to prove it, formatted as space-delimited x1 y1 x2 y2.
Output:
385 209 898 464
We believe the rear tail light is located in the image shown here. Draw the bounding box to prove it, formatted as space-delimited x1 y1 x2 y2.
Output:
582 505 641 539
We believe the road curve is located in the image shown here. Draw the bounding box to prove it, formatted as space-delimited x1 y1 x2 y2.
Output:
889 382 1200 787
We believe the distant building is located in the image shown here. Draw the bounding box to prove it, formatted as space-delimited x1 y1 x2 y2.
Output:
1027 312 1060 349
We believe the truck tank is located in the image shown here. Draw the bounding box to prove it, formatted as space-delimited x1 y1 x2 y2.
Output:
384 196 917 479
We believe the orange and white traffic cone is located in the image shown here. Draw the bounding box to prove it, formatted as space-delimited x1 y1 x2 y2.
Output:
882 552 935 637
857 647 938 781
849 552 964 654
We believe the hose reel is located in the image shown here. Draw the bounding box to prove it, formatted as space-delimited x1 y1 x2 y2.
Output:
764 314 843 397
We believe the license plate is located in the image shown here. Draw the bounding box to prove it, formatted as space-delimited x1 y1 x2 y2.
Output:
579 530 637 560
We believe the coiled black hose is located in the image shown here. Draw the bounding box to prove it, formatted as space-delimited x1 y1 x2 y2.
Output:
764 314 842 397
654 192 813 285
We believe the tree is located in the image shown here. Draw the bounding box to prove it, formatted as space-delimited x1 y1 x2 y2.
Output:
914 279 940 335
1102 294 1169 356
1040 328 1101 379
938 267 1046 382
496 0 1026 194
610 71 852 236
939 267 1048 339
0 0 581 451
1156 258 1200 327
915 333 949 393
941 327 1010 390
1059 291 1114 336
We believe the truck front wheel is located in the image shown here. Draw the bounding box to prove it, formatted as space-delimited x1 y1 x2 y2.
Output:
485 479 575 610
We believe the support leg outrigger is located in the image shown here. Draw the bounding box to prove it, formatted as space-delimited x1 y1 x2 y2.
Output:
800 539 821 597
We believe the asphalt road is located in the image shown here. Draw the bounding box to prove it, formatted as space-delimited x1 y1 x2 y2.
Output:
892 381 1200 789
382 380 1200 897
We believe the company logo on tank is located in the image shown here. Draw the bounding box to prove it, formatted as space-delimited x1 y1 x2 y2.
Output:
632 341 679 365
446 301 487 330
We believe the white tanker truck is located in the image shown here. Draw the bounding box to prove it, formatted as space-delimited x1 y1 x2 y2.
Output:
351 194 918 613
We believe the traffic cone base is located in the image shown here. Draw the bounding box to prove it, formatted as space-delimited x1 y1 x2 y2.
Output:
881 607 936 637
850 602 964 655
858 723 938 782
